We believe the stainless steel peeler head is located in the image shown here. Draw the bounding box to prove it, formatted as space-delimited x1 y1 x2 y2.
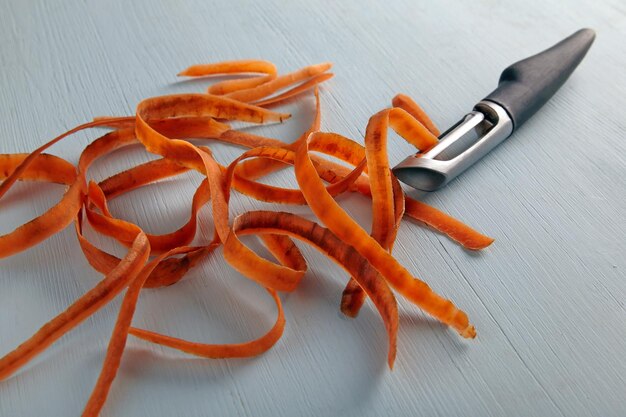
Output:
392 28 596 192
393 101 512 191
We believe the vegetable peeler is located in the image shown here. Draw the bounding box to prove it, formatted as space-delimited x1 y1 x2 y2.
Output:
393 28 596 191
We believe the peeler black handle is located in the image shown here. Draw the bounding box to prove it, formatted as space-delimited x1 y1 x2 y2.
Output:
484 28 595 130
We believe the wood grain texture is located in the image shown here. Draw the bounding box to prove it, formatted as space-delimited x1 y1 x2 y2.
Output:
1 0 625 416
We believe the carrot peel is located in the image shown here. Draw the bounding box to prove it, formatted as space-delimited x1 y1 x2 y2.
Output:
0 60 496 415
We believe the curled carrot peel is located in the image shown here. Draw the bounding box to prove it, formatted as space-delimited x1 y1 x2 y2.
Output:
0 154 83 259
74 127 216 288
128 287 285 359
230 210 398 367
0 119 126 259
233 85 321 180
338 107 438 316
294 131 476 338
0 60 494 414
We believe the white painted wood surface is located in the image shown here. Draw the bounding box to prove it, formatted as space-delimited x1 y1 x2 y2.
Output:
1 0 625 416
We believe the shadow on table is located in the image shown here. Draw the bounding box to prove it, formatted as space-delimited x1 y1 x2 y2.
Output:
399 311 470 353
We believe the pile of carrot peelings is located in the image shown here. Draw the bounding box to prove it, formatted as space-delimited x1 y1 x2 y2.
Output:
0 60 493 415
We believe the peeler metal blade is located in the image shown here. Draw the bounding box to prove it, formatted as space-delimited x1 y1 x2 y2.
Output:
392 28 596 192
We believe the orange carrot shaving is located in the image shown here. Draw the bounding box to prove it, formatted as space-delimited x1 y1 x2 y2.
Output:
337 107 437 315
236 210 399 367
294 132 476 338
0 119 131 258
253 72 334 106
0 59 496 415
0 154 82 259
82 245 199 417
404 198 494 249
224 63 332 103
178 59 278 96
0 233 150 381
128 288 285 358
392 93 441 137
178 59 277 78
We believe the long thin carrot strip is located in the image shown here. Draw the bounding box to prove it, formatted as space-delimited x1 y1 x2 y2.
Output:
98 158 190 199
92 116 232 137
0 233 150 381
0 154 76 184
91 116 136 129
0 118 129 200
392 93 441 137
224 63 332 103
209 74 276 96
253 72 334 107
82 245 196 417
404 199 494 249
135 94 290 175
179 60 276 76
341 176 405 317
178 59 278 96
139 93 289 122
129 288 285 358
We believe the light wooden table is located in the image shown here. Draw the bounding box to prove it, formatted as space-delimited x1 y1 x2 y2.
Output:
1 0 625 416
